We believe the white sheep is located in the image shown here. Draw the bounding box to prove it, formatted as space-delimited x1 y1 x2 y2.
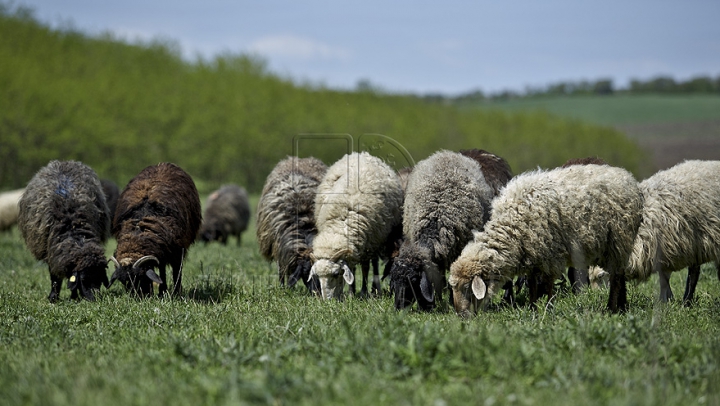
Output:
448 164 644 317
0 188 24 231
310 151 404 300
627 160 720 305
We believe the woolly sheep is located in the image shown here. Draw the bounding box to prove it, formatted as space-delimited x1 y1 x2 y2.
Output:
110 163 201 297
561 156 609 293
449 164 643 317
199 184 250 245
627 160 720 305
389 150 495 310
256 156 327 290
18 161 110 302
310 151 404 300
0 188 24 231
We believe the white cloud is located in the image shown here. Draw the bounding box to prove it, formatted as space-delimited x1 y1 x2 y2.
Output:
248 35 352 61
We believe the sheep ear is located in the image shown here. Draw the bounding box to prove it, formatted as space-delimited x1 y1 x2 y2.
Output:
68 272 79 290
419 271 434 303
108 269 119 287
342 263 354 285
145 269 163 285
307 264 317 283
471 276 487 300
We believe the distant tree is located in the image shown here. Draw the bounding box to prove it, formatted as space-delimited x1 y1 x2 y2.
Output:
593 79 614 95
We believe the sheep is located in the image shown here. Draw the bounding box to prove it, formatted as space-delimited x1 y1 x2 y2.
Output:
309 151 404 300
199 184 250 245
561 156 609 293
17 161 110 302
256 156 327 291
458 148 513 195
626 160 720 305
100 179 120 222
0 188 24 231
389 150 496 311
109 163 201 297
448 164 643 317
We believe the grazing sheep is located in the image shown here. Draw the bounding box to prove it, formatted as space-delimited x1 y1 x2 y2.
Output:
199 184 250 245
627 160 720 305
449 164 643 317
309 152 403 300
0 188 24 231
389 150 495 310
256 156 327 291
561 156 609 293
100 179 120 222
17 161 110 302
109 163 201 297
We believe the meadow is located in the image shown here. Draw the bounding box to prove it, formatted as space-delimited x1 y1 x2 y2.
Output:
1 202 719 406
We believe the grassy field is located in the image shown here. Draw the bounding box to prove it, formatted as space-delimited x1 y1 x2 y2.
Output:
459 94 720 126
1 195 719 406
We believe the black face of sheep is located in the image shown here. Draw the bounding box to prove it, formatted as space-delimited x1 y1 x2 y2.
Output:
389 257 435 311
64 262 110 302
288 257 321 294
109 256 164 297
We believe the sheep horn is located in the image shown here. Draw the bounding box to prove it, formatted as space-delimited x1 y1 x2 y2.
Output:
133 255 159 269
109 256 121 269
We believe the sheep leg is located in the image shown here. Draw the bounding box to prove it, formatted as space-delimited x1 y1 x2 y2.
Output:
658 269 674 302
359 260 370 298
568 267 589 294
48 274 62 303
682 264 700 306
158 265 168 297
607 271 628 313
371 257 381 296
528 272 541 310
501 280 515 307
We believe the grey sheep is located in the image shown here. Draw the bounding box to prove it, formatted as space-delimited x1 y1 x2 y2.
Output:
627 160 720 305
389 150 495 311
199 184 250 245
256 156 327 291
449 164 643 317
310 151 404 300
0 188 24 232
18 161 110 302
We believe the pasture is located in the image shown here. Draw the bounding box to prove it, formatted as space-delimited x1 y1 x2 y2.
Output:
1 197 719 406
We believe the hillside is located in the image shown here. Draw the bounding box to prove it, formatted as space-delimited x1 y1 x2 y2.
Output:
0 6 647 191
458 95 720 174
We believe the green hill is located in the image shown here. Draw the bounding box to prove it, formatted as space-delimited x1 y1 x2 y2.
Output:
0 5 648 191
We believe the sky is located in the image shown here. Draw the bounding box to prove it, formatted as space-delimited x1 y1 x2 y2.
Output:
16 0 720 95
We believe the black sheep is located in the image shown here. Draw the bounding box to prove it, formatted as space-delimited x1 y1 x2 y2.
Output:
198 184 250 245
18 160 111 302
109 163 201 297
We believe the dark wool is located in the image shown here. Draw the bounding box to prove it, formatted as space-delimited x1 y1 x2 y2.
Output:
111 163 201 297
18 160 111 302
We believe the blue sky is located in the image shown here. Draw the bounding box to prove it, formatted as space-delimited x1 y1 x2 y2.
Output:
18 0 720 95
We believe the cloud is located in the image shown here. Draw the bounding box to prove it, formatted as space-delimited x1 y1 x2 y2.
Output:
248 35 352 61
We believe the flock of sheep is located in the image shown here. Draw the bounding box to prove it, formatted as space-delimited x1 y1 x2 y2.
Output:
2 151 719 317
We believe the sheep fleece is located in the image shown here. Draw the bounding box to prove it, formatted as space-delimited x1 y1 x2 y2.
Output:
313 152 403 263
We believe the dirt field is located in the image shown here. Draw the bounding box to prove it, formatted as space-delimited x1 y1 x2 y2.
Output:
616 119 720 176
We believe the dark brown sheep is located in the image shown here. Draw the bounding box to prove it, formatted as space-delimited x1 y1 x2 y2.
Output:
459 148 513 195
109 163 201 297
198 184 250 245
18 160 111 302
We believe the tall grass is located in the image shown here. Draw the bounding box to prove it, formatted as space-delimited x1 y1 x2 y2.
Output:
1 210 719 405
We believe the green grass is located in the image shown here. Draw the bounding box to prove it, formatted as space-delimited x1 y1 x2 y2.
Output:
1 201 719 405
459 95 720 126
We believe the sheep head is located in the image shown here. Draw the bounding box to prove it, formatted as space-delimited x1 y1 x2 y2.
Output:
448 248 503 318
66 253 110 301
389 242 437 311
109 255 163 297
288 256 320 294
308 258 353 300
